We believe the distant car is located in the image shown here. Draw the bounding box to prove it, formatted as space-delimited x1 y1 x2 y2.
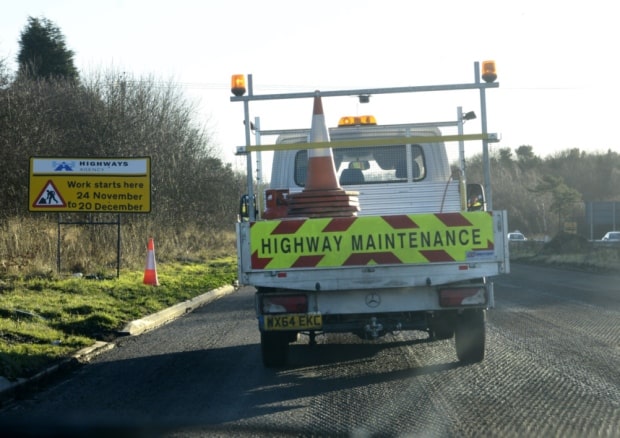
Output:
601 231 620 242
507 232 527 242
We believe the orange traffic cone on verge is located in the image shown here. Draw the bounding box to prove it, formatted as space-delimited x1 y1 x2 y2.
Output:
143 237 159 286
287 93 360 218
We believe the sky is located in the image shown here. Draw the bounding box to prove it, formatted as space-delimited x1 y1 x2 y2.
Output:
1 0 618 175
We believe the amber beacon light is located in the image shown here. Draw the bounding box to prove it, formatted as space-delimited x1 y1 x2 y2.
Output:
231 74 246 96
481 60 497 83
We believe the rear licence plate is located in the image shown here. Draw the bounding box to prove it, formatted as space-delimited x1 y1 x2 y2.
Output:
263 314 322 331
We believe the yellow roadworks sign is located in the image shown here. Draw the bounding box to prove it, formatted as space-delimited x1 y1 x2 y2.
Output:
29 157 150 213
250 212 495 270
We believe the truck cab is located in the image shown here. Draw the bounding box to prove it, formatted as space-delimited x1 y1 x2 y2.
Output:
268 121 457 217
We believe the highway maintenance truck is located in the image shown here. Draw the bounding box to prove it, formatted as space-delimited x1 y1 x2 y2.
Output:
231 61 509 367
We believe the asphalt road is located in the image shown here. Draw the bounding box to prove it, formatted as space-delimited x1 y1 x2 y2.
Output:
0 263 618 437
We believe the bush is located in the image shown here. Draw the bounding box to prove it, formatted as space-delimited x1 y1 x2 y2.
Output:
540 232 591 254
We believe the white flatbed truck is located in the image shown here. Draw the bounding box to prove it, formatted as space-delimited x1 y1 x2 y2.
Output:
231 61 509 367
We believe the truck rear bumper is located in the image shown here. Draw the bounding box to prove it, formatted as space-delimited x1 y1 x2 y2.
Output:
258 311 429 337
241 262 505 292
255 281 494 336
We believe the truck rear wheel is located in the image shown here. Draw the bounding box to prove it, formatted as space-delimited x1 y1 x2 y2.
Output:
261 332 289 367
454 309 485 364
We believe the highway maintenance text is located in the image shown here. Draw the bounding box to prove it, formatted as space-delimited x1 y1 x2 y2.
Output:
249 213 495 268
259 229 482 255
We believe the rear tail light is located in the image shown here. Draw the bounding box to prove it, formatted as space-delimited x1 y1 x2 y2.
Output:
439 287 486 307
261 295 308 314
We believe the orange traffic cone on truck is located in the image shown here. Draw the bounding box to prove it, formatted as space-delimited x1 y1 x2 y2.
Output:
143 237 159 286
287 93 360 218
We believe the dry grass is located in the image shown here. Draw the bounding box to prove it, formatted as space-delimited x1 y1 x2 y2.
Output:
0 215 237 278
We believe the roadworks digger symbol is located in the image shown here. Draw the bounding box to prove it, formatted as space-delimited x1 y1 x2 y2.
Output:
32 180 66 208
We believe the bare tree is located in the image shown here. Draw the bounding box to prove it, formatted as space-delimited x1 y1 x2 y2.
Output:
530 175 582 230
0 57 11 88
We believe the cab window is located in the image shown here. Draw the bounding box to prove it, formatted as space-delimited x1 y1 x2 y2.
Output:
294 144 425 187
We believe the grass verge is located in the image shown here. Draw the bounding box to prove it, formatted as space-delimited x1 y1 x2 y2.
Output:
0 257 237 382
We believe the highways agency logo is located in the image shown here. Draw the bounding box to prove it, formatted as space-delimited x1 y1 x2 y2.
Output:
53 161 76 171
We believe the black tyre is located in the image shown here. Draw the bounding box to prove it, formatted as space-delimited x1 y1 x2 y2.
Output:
454 309 485 363
429 311 456 340
260 332 289 367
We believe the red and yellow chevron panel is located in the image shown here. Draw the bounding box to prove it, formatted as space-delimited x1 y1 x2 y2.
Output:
250 212 495 270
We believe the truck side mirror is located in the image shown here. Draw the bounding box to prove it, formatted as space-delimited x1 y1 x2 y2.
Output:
239 194 258 221
466 183 486 211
